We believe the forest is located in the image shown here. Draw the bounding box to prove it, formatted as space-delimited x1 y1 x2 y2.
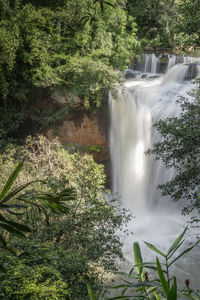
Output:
0 0 200 299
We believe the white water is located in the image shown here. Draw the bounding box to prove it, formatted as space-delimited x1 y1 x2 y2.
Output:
143 53 159 73
167 54 176 71
109 55 200 289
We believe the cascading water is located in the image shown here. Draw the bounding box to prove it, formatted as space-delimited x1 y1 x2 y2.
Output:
110 54 200 288
167 54 176 71
143 53 159 73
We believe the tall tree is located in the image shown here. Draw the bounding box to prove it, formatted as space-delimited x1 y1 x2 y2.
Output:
176 0 200 48
126 0 176 49
0 0 139 143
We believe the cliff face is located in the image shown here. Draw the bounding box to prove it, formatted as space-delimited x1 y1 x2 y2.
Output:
19 89 112 187
46 107 111 187
50 113 106 146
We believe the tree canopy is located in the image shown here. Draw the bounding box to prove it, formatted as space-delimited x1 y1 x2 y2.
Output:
0 0 139 143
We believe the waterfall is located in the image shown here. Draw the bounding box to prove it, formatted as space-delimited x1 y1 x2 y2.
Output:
184 56 199 64
132 53 200 76
143 53 159 73
150 53 159 73
110 61 199 212
110 55 200 288
143 54 151 72
162 64 188 84
167 54 176 71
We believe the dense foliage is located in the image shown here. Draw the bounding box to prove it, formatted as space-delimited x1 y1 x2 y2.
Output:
0 136 130 298
126 0 176 49
175 0 200 49
126 0 200 50
1 0 200 142
0 241 71 299
0 161 76 265
0 0 139 141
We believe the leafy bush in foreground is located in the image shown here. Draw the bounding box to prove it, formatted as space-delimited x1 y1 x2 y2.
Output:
0 135 130 298
0 161 75 267
0 239 97 299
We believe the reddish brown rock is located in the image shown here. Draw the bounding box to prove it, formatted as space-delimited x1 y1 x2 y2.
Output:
46 110 110 163
47 112 107 146
46 107 111 187
57 114 106 146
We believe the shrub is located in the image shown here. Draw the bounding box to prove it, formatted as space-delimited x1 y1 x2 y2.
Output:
0 135 130 298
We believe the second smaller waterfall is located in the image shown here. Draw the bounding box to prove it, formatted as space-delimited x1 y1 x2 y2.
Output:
143 53 159 73
130 53 200 77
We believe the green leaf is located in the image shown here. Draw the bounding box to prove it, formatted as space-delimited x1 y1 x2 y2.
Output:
104 1 116 8
0 223 25 237
156 257 169 296
0 234 7 246
1 180 42 204
128 266 134 277
5 245 18 256
168 240 184 260
167 227 187 257
0 162 23 203
153 291 160 300
144 242 166 258
17 198 50 226
109 296 141 300
38 199 70 214
134 262 166 273
87 283 97 300
36 188 76 212
180 293 199 300
167 277 177 300
169 239 200 267
0 263 5 272
0 214 31 233
1 210 25 216
146 286 157 293
133 242 143 277
4 220 31 233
